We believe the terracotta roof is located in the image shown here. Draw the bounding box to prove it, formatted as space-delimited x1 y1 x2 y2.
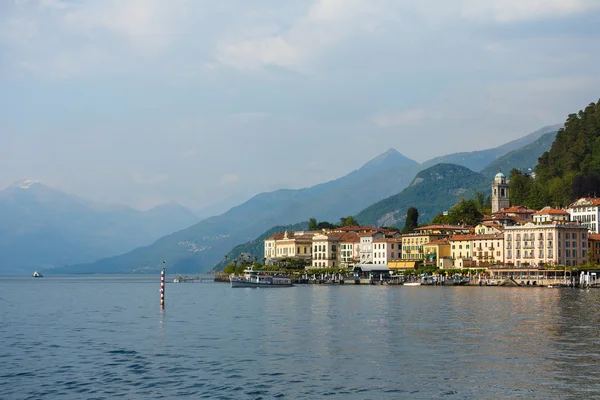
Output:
568 198 600 208
493 205 536 215
373 237 402 243
481 221 505 230
336 225 379 232
533 207 569 216
358 231 379 237
449 234 478 241
471 233 504 240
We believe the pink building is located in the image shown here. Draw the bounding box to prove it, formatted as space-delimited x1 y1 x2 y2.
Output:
504 222 588 267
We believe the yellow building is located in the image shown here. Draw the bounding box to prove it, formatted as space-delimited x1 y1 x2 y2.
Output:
264 230 314 265
449 234 475 268
472 233 504 267
423 239 451 267
401 233 450 267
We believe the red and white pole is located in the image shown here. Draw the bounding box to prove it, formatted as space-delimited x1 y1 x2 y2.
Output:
160 265 165 309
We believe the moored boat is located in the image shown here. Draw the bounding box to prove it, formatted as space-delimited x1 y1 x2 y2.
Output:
230 274 293 288
403 282 421 287
32 271 43 278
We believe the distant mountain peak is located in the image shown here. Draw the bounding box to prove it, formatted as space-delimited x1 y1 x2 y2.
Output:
12 179 41 189
358 148 418 172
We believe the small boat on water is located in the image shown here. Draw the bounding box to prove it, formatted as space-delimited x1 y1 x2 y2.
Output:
404 282 421 287
32 271 43 278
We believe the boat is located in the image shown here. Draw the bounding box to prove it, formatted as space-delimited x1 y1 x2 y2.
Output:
230 274 293 288
32 271 43 278
403 282 421 287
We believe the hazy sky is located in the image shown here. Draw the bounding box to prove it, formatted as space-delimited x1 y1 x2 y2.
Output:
1 0 600 212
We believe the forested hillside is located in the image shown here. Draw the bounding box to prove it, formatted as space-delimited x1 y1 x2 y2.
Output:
510 100 600 208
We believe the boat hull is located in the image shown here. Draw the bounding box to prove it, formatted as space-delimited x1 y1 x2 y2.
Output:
404 282 421 287
230 278 293 288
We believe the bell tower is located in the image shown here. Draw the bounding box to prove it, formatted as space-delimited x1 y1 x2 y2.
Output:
492 171 509 213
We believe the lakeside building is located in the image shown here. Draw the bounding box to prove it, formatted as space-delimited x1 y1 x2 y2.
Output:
588 234 600 264
423 239 452 268
475 221 504 234
339 233 360 267
472 233 504 267
312 232 346 268
358 231 384 264
568 198 600 233
533 207 570 224
504 222 588 267
372 237 402 265
449 235 475 268
492 205 536 224
264 230 316 265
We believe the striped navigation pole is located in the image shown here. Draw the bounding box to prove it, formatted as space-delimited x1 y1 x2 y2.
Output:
160 260 166 309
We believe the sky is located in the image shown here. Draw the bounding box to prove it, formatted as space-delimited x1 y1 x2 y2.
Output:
1 0 600 213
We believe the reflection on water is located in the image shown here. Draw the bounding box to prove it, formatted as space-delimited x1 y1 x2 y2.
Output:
1 276 599 399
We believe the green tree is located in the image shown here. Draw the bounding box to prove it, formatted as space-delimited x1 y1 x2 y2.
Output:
339 216 359 227
509 169 534 206
402 207 419 233
308 218 318 231
448 199 483 225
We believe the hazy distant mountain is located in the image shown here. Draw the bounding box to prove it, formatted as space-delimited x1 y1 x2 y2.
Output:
480 131 558 179
61 149 421 274
421 124 562 172
355 163 489 227
61 124 560 274
0 181 199 274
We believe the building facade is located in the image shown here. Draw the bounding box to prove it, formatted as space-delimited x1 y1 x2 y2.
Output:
504 223 588 267
568 198 600 233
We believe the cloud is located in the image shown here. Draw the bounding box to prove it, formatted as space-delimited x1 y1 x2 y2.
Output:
371 109 428 128
131 172 169 186
215 0 387 71
461 0 600 22
219 174 240 185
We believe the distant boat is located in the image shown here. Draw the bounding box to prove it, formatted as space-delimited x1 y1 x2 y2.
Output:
32 271 43 278
404 282 421 287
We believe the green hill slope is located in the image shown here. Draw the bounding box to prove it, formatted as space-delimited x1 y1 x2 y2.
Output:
355 163 489 227
480 130 558 179
212 222 309 271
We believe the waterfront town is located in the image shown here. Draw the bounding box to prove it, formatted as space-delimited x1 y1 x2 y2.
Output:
260 172 600 285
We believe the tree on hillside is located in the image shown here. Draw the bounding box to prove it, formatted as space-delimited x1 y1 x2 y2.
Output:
509 169 534 206
402 207 419 233
339 216 359 227
317 221 336 230
430 199 482 226
532 100 600 207
308 218 318 231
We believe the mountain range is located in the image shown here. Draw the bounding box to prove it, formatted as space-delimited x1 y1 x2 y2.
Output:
0 123 559 275
45 123 560 274
0 181 199 274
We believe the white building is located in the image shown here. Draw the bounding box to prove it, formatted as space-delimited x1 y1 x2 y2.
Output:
568 198 600 233
358 231 384 264
372 238 402 265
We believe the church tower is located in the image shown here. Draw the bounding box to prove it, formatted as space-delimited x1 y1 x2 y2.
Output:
491 171 509 213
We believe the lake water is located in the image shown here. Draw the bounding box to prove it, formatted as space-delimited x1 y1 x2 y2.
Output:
1 275 600 399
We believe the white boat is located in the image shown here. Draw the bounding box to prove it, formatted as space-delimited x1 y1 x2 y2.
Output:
404 282 421 286
230 274 293 288
32 271 43 278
